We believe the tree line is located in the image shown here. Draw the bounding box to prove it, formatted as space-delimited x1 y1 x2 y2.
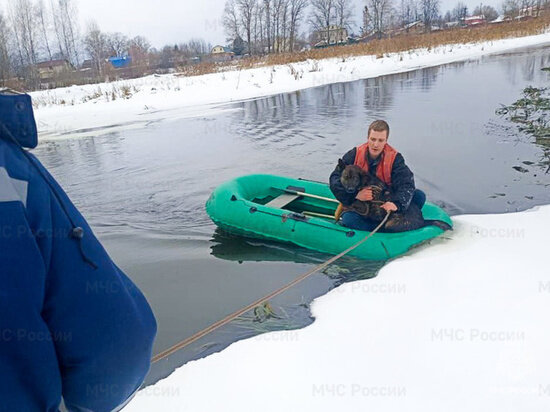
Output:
224 0 548 52
0 0 547 90
0 0 216 89
0 0 79 87
223 0 356 54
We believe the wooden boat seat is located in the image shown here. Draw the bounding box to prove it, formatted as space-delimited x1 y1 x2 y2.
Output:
264 193 300 209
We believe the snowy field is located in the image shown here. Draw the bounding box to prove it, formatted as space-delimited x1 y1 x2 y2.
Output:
125 205 550 411
32 32 550 140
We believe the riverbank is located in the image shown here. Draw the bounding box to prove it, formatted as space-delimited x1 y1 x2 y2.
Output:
124 205 550 411
32 32 550 140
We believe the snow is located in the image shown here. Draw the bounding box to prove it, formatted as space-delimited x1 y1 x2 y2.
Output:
31 33 550 140
124 205 550 411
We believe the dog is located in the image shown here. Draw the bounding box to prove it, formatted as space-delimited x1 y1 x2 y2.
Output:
336 160 452 233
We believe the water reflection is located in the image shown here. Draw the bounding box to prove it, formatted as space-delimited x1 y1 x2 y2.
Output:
501 47 550 84
210 229 327 265
210 229 385 285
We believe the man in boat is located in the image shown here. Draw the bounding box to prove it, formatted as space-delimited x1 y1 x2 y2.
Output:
0 89 156 411
329 119 426 231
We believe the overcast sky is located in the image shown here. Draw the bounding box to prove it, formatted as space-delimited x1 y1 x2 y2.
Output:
1 0 502 49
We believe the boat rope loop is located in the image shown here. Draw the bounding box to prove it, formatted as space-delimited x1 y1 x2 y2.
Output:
151 210 391 364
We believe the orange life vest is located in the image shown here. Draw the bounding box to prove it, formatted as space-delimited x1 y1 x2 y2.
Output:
354 143 398 186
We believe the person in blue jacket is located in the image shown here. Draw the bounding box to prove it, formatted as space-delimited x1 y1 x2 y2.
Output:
0 88 157 411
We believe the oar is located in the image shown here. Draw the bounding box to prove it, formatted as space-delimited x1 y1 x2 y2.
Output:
281 188 340 204
302 211 337 219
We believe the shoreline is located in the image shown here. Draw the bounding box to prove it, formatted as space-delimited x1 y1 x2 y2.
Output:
124 205 550 411
32 33 550 140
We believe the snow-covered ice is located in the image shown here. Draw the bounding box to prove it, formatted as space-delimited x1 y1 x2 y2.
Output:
124 205 550 411
32 33 550 140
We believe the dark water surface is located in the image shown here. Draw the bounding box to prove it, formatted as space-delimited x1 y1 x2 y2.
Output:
33 45 550 384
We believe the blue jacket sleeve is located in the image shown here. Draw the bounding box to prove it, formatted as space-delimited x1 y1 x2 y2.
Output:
0 142 157 412
389 153 416 211
0 191 63 411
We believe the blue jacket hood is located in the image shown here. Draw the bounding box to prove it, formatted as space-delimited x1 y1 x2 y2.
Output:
0 92 38 149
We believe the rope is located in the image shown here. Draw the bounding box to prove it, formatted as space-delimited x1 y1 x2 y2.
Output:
151 211 391 364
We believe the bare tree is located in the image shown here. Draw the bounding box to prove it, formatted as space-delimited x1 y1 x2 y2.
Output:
309 0 335 45
180 38 210 56
335 0 354 31
237 0 257 55
252 2 264 54
272 0 287 52
451 1 468 21
36 0 53 61
223 0 241 41
84 21 108 76
289 0 307 51
106 32 129 57
50 0 80 65
362 5 369 34
0 12 12 84
473 4 498 19
501 0 521 17
223 0 307 54
129 36 151 54
129 35 151 67
264 0 272 53
8 0 39 66
399 0 417 28
364 0 394 38
419 0 439 30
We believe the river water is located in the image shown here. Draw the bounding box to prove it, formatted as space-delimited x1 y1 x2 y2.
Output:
33 44 550 385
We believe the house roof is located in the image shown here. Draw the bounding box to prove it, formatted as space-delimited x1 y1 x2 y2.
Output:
211 45 234 54
405 20 424 29
490 15 507 23
464 15 486 21
36 59 71 68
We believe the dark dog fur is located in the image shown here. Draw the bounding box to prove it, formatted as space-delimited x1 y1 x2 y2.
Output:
338 159 451 232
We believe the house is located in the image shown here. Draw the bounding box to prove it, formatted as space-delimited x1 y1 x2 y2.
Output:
211 45 233 54
36 59 74 80
35 59 75 89
360 31 388 41
404 20 426 33
464 15 487 26
489 15 511 24
80 59 93 71
210 46 234 62
391 20 425 36
518 5 542 18
445 21 461 28
314 25 349 48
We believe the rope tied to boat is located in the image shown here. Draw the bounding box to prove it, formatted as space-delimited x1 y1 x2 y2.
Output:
151 210 391 364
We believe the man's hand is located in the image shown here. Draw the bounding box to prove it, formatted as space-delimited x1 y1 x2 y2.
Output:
356 188 373 201
381 202 398 212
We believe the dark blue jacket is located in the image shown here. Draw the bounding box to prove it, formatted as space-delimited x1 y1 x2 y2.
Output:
0 93 156 411
329 147 416 211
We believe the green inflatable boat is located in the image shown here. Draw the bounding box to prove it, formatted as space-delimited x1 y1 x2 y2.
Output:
206 174 452 260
